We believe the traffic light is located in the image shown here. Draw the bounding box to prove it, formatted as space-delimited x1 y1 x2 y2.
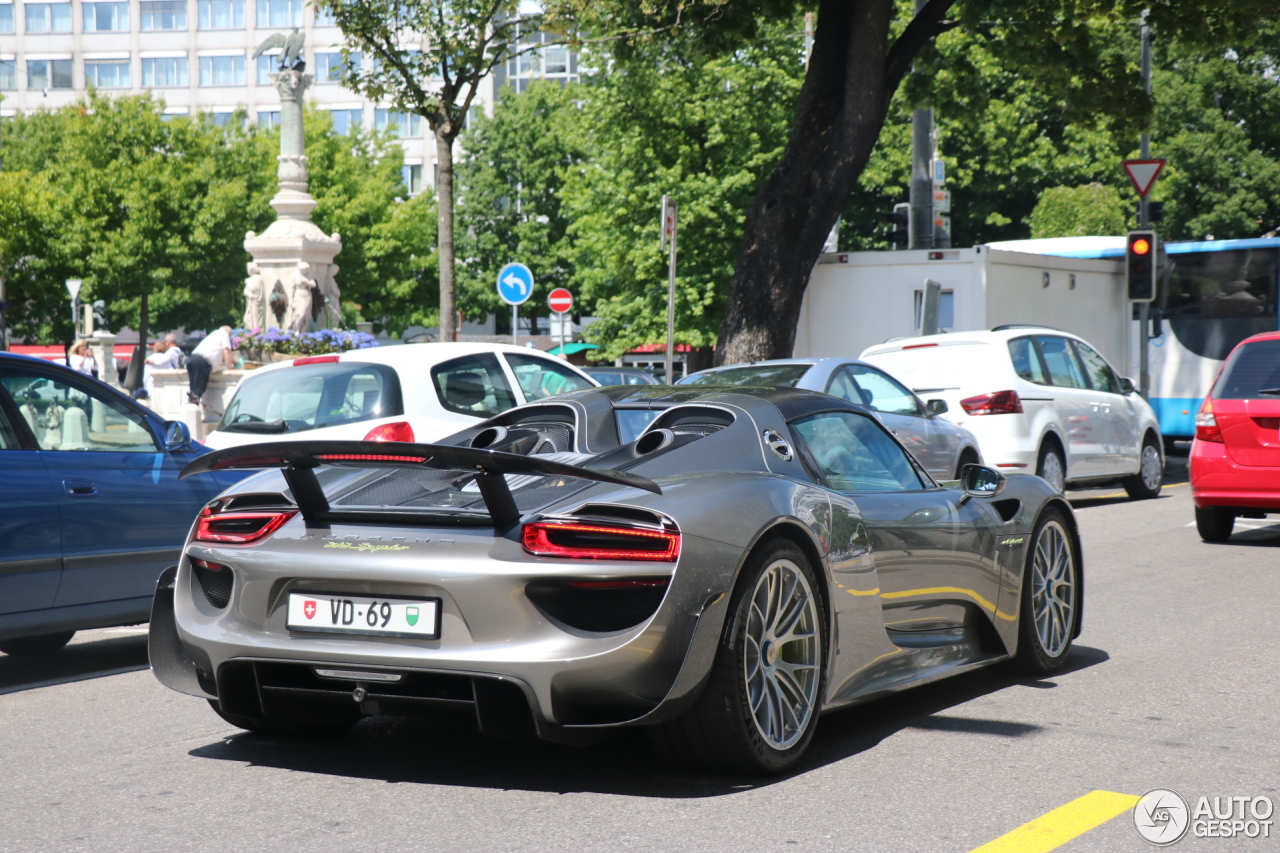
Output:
1127 231 1157 302
888 203 910 250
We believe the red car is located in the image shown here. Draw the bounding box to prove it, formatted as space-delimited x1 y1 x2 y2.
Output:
1191 331 1280 541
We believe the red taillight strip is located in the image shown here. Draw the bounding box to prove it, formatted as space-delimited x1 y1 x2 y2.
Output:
316 454 428 462
293 355 341 365
902 343 939 349
195 508 298 545
522 521 680 562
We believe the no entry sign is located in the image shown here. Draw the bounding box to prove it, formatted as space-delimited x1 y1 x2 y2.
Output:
548 288 573 314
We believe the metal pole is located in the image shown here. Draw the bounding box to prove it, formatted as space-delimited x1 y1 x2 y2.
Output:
1138 10 1152 398
512 303 518 346
666 222 677 382
908 0 933 251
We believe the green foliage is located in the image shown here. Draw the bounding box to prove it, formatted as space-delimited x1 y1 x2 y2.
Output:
1029 184 1129 238
359 192 441 334
455 80 585 329
561 33 805 360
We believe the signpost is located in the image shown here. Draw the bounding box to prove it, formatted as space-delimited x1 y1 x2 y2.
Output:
547 288 573 357
1122 159 1166 198
496 263 533 346
659 196 678 382
65 279 82 337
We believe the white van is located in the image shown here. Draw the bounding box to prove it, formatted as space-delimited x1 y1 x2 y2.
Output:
861 327 1164 498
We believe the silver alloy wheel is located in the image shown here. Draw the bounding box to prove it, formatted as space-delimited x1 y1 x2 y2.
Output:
1140 444 1162 491
1030 520 1075 658
1040 449 1065 493
744 558 821 750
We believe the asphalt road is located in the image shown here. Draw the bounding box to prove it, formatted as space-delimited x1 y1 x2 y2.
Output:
2 451 1278 853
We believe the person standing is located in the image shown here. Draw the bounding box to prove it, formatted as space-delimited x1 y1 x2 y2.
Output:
68 340 97 379
143 338 183 398
186 326 235 405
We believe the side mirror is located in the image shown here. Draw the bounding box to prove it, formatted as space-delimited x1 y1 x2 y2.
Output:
926 399 949 415
960 463 1006 499
1120 376 1137 396
162 420 192 452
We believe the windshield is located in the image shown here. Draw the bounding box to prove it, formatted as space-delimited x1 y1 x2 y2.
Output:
683 364 812 387
1214 339 1280 398
505 353 595 401
219 362 403 435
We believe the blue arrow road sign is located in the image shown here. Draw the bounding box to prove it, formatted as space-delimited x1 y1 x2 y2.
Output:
496 263 534 305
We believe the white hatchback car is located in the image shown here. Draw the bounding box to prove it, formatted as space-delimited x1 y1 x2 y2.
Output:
861 328 1164 498
204 342 598 450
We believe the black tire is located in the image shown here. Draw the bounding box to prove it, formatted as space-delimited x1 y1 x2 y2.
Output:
208 700 359 736
954 448 980 481
1036 441 1066 493
1014 508 1079 675
1195 507 1235 543
1123 433 1163 500
0 631 75 656
647 538 826 774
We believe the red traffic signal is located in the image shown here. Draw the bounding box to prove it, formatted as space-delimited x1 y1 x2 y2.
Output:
1127 231 1157 302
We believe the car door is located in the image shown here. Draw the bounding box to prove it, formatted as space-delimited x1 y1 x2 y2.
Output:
789 410 1001 632
0 389 63 616
1033 335 1104 478
1072 339 1139 474
828 364 951 478
502 353 596 403
0 365 224 608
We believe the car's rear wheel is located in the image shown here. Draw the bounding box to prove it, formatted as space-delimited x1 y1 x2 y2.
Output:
208 700 359 737
0 631 75 656
1195 507 1235 543
1015 509 1078 675
1036 441 1066 493
648 538 826 774
1123 434 1163 500
954 448 980 481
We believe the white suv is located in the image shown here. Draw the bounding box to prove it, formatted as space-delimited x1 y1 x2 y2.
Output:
861 328 1164 498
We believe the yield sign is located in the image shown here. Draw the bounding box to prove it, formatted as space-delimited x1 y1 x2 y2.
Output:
1122 159 1166 197
548 288 573 314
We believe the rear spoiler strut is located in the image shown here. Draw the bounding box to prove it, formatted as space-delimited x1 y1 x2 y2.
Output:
180 440 661 527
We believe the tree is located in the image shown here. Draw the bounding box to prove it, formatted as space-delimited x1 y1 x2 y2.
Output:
1028 184 1129 238
455 80 586 338
563 0 1275 364
560 34 803 361
0 171 58 348
317 0 558 342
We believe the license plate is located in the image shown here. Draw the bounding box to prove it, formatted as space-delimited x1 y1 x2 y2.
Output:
286 593 440 639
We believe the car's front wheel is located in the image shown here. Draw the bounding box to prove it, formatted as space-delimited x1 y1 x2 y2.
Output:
1015 508 1078 675
1195 507 1235 542
1123 434 1163 500
649 539 826 774
0 631 75 656
208 700 359 737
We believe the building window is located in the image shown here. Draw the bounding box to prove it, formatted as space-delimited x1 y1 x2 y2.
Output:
0 3 13 33
375 108 421 137
139 0 186 30
24 2 72 32
197 0 241 28
912 289 956 333
255 53 279 85
141 56 188 87
402 164 423 195
257 109 280 128
543 45 568 75
82 1 127 30
27 58 73 89
85 59 130 88
199 54 244 86
312 1 334 26
324 108 360 134
314 50 359 83
0 59 15 90
256 0 300 27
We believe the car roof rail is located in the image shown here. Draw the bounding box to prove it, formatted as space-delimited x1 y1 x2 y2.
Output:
990 324 1062 332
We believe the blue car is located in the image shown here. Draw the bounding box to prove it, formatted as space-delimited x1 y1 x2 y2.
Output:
0 352 242 656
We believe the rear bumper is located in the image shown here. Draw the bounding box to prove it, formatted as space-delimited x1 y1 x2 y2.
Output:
1190 439 1280 510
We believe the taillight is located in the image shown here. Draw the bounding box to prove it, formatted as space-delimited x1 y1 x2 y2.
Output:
195 505 297 544
363 421 415 442
522 521 680 562
293 355 341 366
1195 398 1223 443
960 390 1023 415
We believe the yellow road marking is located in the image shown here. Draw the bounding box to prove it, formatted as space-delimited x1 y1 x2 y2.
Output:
969 790 1139 853
1073 481 1188 501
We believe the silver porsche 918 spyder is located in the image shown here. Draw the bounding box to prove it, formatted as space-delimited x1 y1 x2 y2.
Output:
150 386 1083 773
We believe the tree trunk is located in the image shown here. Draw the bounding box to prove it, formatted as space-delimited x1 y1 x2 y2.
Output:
124 291 148 392
714 0 947 365
436 127 458 342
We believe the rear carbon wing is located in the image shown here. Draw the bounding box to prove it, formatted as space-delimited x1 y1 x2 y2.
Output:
180 440 661 527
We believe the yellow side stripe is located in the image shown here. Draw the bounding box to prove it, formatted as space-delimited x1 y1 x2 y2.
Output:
880 586 999 613
969 790 1140 853
846 587 881 596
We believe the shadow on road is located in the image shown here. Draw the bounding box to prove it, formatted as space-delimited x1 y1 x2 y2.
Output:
0 630 149 696
186 645 1110 798
1068 449 1189 510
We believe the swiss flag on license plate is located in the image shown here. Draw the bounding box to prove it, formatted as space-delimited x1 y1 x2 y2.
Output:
303 600 316 620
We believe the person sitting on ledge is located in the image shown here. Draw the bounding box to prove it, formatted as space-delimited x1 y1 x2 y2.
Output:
186 326 234 405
